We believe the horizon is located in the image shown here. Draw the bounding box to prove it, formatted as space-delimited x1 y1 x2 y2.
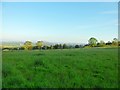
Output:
2 2 118 44
1 40 86 45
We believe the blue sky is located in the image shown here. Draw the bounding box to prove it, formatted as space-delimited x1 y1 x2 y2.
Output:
2 2 118 43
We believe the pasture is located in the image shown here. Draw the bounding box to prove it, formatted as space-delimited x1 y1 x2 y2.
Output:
2 48 118 88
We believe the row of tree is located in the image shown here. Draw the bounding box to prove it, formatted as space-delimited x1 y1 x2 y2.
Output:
20 37 119 50
21 41 83 50
88 37 119 47
2 37 120 51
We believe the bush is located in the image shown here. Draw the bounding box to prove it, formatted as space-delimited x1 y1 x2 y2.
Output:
19 47 24 50
75 45 80 48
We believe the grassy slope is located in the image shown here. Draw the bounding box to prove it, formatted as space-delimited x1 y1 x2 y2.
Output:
2 48 118 88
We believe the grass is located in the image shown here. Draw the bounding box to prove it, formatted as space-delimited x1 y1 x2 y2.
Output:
2 48 118 88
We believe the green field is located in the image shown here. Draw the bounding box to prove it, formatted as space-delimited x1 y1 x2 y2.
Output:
2 48 118 88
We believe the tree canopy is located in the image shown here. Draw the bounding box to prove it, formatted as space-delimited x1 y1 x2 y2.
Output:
36 41 43 49
23 41 33 50
88 37 98 47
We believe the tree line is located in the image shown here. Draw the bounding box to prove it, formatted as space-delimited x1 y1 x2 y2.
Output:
87 37 119 47
2 37 120 51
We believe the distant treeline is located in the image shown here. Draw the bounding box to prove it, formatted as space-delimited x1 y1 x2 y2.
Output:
2 37 120 51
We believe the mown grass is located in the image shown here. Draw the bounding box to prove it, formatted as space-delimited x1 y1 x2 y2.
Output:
2 48 118 88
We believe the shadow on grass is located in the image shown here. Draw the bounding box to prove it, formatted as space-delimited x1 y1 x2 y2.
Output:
35 53 45 56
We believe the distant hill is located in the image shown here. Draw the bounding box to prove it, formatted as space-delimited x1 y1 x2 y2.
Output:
1 41 24 46
1 41 85 48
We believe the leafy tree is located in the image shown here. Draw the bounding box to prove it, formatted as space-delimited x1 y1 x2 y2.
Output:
42 45 47 50
75 45 80 48
36 41 43 49
113 38 118 41
68 45 74 49
88 37 98 47
112 38 118 46
118 41 120 46
106 41 112 45
59 44 63 49
32 46 38 50
50 45 53 49
98 40 106 47
63 44 68 49
46 46 51 49
19 47 24 50
53 44 59 49
79 45 83 48
23 41 33 50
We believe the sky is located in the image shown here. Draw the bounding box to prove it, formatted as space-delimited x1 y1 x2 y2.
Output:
2 2 118 44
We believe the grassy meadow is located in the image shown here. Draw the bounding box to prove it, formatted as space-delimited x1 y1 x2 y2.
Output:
2 48 118 88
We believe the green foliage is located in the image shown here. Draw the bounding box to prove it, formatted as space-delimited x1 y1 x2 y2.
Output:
75 45 80 48
59 44 63 49
119 41 120 46
36 41 43 49
23 41 33 50
2 48 118 88
84 45 92 48
106 41 112 46
97 40 106 47
63 44 68 49
88 37 98 47
50 45 53 49
53 44 57 49
112 38 118 46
